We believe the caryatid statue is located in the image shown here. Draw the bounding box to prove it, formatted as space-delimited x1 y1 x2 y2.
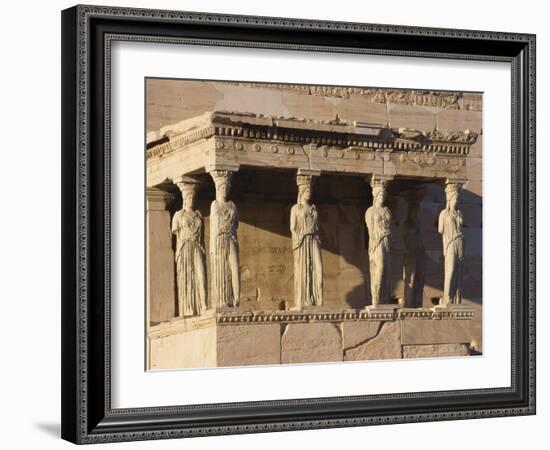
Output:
172 177 207 317
290 173 323 308
365 178 392 307
438 182 464 305
209 170 240 308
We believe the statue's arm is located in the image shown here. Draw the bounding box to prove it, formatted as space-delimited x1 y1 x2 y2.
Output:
290 205 297 235
312 205 319 232
290 206 299 248
438 211 447 256
171 211 178 235
365 208 372 232
198 211 205 248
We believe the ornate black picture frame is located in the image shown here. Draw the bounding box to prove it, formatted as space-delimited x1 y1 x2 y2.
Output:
61 4 536 444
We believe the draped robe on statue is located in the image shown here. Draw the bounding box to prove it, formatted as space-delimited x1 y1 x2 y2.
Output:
210 200 240 308
171 209 207 316
365 206 392 306
438 209 464 305
290 203 323 308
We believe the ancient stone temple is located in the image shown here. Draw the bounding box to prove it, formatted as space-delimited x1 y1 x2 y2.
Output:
145 109 480 369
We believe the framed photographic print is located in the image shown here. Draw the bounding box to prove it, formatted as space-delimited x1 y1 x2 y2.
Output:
61 4 536 444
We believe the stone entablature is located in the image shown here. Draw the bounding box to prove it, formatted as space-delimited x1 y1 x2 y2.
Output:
146 111 477 186
147 111 478 158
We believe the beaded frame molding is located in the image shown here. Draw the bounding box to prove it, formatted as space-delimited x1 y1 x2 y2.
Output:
61 4 536 444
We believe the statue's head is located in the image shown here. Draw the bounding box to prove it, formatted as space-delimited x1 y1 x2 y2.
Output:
183 190 195 210
176 180 199 211
211 171 232 202
300 185 312 203
372 186 386 207
445 184 461 211
296 174 313 204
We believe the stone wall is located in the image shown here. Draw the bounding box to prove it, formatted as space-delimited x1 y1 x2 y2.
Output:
147 310 475 370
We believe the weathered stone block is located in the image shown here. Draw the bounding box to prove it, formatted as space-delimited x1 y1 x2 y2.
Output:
342 321 381 350
179 326 218 368
401 319 472 346
344 321 401 361
281 323 342 363
217 323 281 367
149 325 217 370
403 343 469 358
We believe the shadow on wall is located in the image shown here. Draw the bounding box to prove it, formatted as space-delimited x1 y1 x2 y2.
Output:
165 168 482 310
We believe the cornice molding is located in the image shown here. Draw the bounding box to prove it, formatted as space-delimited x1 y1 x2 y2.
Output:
146 111 478 161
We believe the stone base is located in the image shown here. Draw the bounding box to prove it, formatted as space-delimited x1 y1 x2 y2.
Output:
212 306 242 313
364 304 399 311
433 303 473 309
290 305 338 313
147 308 479 370
432 304 476 319
362 304 399 320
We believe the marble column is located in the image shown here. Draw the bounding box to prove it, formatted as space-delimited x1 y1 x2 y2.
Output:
403 187 427 308
290 169 323 309
146 187 176 324
172 176 207 317
438 180 466 306
365 176 393 307
207 164 241 308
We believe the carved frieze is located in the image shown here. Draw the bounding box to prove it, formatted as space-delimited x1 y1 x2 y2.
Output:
222 82 482 111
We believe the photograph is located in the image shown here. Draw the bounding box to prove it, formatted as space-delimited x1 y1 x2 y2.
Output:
57 3 536 444
145 79 483 370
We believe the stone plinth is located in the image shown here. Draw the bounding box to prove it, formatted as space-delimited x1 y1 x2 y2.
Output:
147 307 479 370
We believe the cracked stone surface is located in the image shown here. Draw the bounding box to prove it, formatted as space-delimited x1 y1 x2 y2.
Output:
281 323 342 363
342 321 381 350
344 321 402 361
